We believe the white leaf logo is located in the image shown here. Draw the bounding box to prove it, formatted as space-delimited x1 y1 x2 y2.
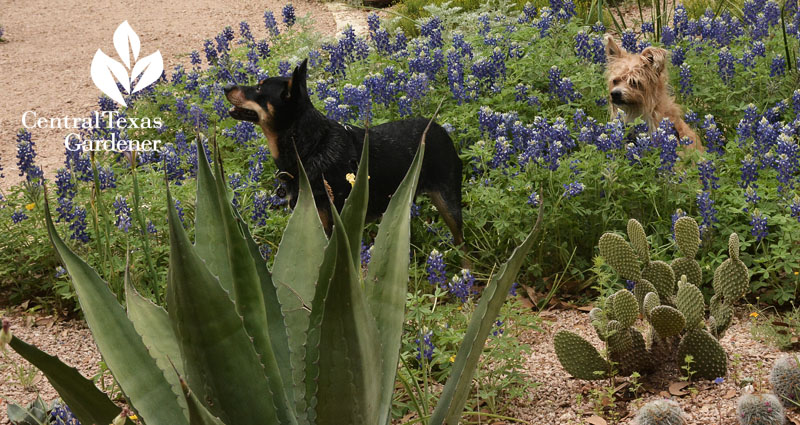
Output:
91 21 163 107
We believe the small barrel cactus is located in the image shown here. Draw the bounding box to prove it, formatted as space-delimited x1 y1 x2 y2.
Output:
770 356 800 407
737 393 785 425
634 399 686 425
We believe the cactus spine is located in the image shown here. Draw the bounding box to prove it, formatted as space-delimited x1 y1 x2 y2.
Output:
634 399 687 425
770 356 800 407
737 394 786 425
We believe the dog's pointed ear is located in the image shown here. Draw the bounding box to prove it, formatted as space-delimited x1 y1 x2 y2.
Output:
605 35 622 60
287 58 309 101
641 47 667 74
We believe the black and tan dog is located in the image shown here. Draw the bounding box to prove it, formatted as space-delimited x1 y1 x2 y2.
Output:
224 59 464 247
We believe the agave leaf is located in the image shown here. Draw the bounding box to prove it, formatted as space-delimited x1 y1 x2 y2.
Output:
8 336 129 425
430 203 544 425
273 148 328 420
339 131 369 269
315 199 382 425
42 196 187 425
233 206 297 422
178 376 227 425
365 127 426 425
124 271 187 414
193 137 231 293
209 143 295 423
164 186 289 425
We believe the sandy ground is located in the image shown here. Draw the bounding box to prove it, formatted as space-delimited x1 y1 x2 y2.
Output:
2 306 799 424
0 0 372 191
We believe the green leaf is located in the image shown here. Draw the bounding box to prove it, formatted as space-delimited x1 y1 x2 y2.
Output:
315 199 382 425
365 128 425 425
340 132 369 269
430 205 544 425
43 196 187 425
273 149 328 421
178 376 227 425
164 186 288 425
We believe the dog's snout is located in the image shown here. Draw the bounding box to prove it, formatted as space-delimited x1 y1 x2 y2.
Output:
610 89 623 103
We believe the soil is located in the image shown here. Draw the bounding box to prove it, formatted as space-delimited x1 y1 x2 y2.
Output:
0 0 372 191
2 306 799 424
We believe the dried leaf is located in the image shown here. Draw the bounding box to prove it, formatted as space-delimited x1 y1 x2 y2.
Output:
585 415 608 425
669 381 690 396
722 389 737 399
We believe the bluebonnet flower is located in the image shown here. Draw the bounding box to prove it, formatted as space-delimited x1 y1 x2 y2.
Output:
523 3 537 22
789 196 800 223
592 21 606 33
652 119 679 173
282 4 296 27
743 0 762 27
405 72 429 101
55 168 76 200
112 195 132 233
589 34 606 63
97 165 116 190
698 160 720 190
397 96 412 117
509 282 519 296
696 191 719 236
278 60 291 77
16 130 43 183
360 241 372 268
478 12 491 36
264 11 280 36
717 48 735 84
50 401 80 425
751 40 766 57
203 39 217 64
679 63 693 96
190 50 201 66
215 27 233 53
448 269 475 302
685 110 699 125
527 190 540 206
420 16 443 49
535 8 555 37
672 46 686 67
740 154 759 188
254 40 270 61
426 249 447 287
342 83 371 123
70 206 90 243
410 202 421 218
11 209 28 224
750 209 768 242
575 30 591 60
661 26 676 46
641 22 655 33
792 89 800 115
147 220 157 234
308 49 321 68
174 199 186 225
621 29 638 52
562 182 585 198
744 187 761 205
674 5 689 36
213 98 228 120
224 121 259 146
492 320 505 337
259 244 273 261
160 144 184 184
252 191 270 226
415 330 434 362
770 54 786 77
701 114 726 155
775 134 799 192
190 105 208 130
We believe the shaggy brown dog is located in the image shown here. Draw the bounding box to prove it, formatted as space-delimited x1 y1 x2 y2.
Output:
605 35 703 150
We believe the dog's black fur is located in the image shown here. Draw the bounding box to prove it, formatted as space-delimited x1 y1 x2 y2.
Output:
224 59 464 246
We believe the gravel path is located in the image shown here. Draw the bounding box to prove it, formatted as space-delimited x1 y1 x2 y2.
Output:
2 307 798 424
0 0 364 191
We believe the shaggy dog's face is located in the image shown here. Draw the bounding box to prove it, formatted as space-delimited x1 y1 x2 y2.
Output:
605 36 668 113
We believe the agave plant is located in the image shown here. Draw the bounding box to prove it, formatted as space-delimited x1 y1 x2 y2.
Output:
2 124 542 425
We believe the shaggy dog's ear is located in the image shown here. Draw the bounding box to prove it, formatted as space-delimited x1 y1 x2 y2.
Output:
605 35 622 60
641 47 667 74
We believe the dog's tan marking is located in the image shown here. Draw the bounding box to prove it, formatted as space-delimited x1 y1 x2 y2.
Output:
605 36 702 151
323 179 334 203
237 99 280 159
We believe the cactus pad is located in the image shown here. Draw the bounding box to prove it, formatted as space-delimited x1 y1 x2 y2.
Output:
643 292 661 319
606 320 633 352
610 328 653 376
634 280 657 313
770 356 800 407
674 216 701 258
612 289 639 328
677 329 727 380
634 399 687 425
671 257 702 287
676 283 705 329
643 260 676 300
709 296 733 337
650 305 686 338
713 257 749 302
598 233 642 281
736 393 785 425
553 330 610 380
627 219 651 263
728 233 741 261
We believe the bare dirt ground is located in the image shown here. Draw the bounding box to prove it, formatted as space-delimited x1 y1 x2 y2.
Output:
0 0 371 191
2 306 798 424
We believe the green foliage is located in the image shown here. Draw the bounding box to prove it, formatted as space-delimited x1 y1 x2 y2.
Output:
736 393 786 425
7 396 47 425
770 355 800 408
634 399 686 425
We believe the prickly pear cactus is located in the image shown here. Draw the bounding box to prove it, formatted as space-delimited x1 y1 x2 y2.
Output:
676 279 705 330
627 219 651 264
642 260 676 301
737 393 786 425
609 327 653 376
553 331 610 380
677 329 727 380
713 233 749 302
674 216 701 258
612 289 639 328
633 280 657 312
607 320 633 352
770 356 800 407
598 233 642 281
634 399 687 425
643 291 661 320
650 305 686 338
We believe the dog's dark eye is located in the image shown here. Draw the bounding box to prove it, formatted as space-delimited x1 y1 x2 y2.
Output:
613 79 621 85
